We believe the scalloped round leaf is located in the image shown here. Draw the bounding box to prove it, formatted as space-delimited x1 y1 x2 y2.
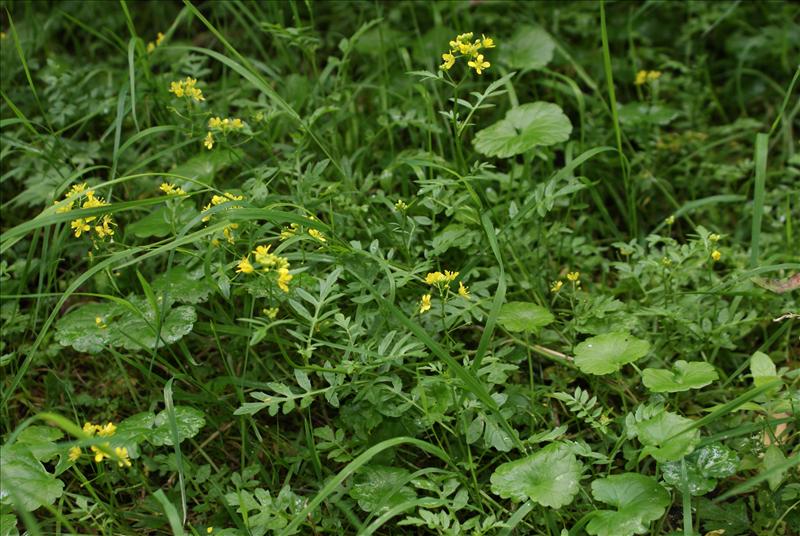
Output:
634 410 699 463
573 332 650 375
497 301 555 333
112 303 197 351
474 102 572 158
0 445 64 512
499 26 555 70
490 442 583 508
349 465 416 514
618 102 679 126
642 360 718 393
148 407 206 446
15 426 63 463
586 473 670 536
661 443 739 496
55 302 121 354
152 266 213 304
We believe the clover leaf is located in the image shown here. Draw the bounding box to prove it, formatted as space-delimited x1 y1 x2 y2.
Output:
474 102 572 158
573 332 650 375
349 465 416 514
497 301 555 333
586 473 670 536
490 442 583 508
642 360 718 393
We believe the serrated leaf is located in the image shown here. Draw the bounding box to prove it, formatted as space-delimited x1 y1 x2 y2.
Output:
642 360 718 393
573 332 650 375
490 442 583 508
152 266 212 304
349 465 416 514
148 406 205 446
0 445 64 512
586 473 670 536
497 301 555 333
0 513 19 536
474 102 572 158
499 26 555 70
634 410 699 462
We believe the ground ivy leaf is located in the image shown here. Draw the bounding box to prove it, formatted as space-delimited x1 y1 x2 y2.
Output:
586 473 670 536
15 426 63 462
490 442 583 508
661 443 739 496
148 406 205 446
573 332 650 375
349 465 416 514
55 302 121 354
152 266 213 304
0 445 64 512
634 410 699 463
642 360 718 392
499 26 555 70
497 301 555 333
618 102 679 126
113 300 197 351
473 102 572 158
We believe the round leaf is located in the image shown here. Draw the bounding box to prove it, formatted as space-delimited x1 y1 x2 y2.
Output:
0 445 64 512
661 443 739 496
573 332 650 375
499 26 555 70
586 473 670 536
490 442 583 508
497 301 555 333
633 410 699 463
474 102 572 158
642 360 718 393
349 465 416 514
148 406 206 446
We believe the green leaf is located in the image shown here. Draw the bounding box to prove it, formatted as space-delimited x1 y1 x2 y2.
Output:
763 445 787 491
490 442 583 508
642 360 718 393
750 351 778 388
127 205 200 239
473 102 572 158
661 443 739 495
152 266 213 304
633 410 699 463
586 473 670 536
618 102 679 126
497 301 555 333
0 513 19 536
499 26 555 70
112 299 197 351
15 425 63 462
0 445 64 512
349 465 416 514
55 302 120 354
573 332 650 375
169 149 241 190
148 406 205 446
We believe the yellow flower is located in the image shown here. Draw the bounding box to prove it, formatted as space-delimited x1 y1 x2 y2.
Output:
395 199 408 211
425 271 445 285
160 183 186 196
223 224 238 244
709 233 720 243
308 228 326 242
97 422 117 437
169 80 185 97
93 214 115 239
277 267 292 292
263 307 279 320
481 34 495 48
92 443 110 463
280 223 300 240
208 117 222 129
665 215 675 225
147 42 156 53
114 447 132 468
661 257 672 267
169 77 204 102
71 219 91 238
68 446 81 462
419 294 432 314
155 32 165 46
647 70 662 81
711 250 721 262
566 271 580 282
634 70 648 86
458 281 470 299
204 131 214 150
207 528 214 534
95 316 107 329
550 280 563 293
444 270 459 282
230 118 244 129
253 245 272 265
440 52 456 70
236 256 255 274
83 422 99 436
467 54 490 74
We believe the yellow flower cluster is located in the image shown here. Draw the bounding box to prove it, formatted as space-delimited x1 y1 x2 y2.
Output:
279 217 327 243
204 117 246 150
147 32 165 53
440 32 494 74
419 269 470 314
56 184 116 241
169 76 205 102
202 192 244 243
236 245 293 292
635 69 662 86
552 271 581 293
159 182 187 196
425 270 459 286
73 421 131 467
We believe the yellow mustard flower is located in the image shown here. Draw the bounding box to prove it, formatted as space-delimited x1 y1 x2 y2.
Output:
419 294 432 314
83 422 99 436
155 32 165 46
147 42 156 53
93 215 115 239
95 316 107 329
647 70 662 82
236 257 255 274
665 215 675 226
97 422 117 437
114 447 132 468
207 528 214 534
68 446 81 462
277 267 292 292
71 219 91 238
481 34 495 48
711 250 721 262
550 280 563 293
263 307 279 320
566 271 580 282
223 224 238 244
169 80 185 97
634 70 648 86
709 233 721 243
253 245 272 265
467 54 490 74
92 443 110 463
458 281 470 299
425 271 445 285
160 183 186 196
280 223 300 240
440 52 456 70
169 77 204 102
395 199 408 211
308 228 326 242
204 131 214 150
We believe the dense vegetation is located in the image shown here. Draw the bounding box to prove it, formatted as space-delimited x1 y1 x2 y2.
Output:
1 1 798 535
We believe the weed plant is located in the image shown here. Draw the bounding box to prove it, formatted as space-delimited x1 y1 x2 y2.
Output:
1 1 798 535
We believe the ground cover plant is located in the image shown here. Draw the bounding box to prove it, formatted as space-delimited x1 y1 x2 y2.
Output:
1 1 798 534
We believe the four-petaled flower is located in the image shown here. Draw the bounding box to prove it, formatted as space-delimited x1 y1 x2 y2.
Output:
236 257 254 274
467 54 490 75
419 294 432 314
441 52 455 70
